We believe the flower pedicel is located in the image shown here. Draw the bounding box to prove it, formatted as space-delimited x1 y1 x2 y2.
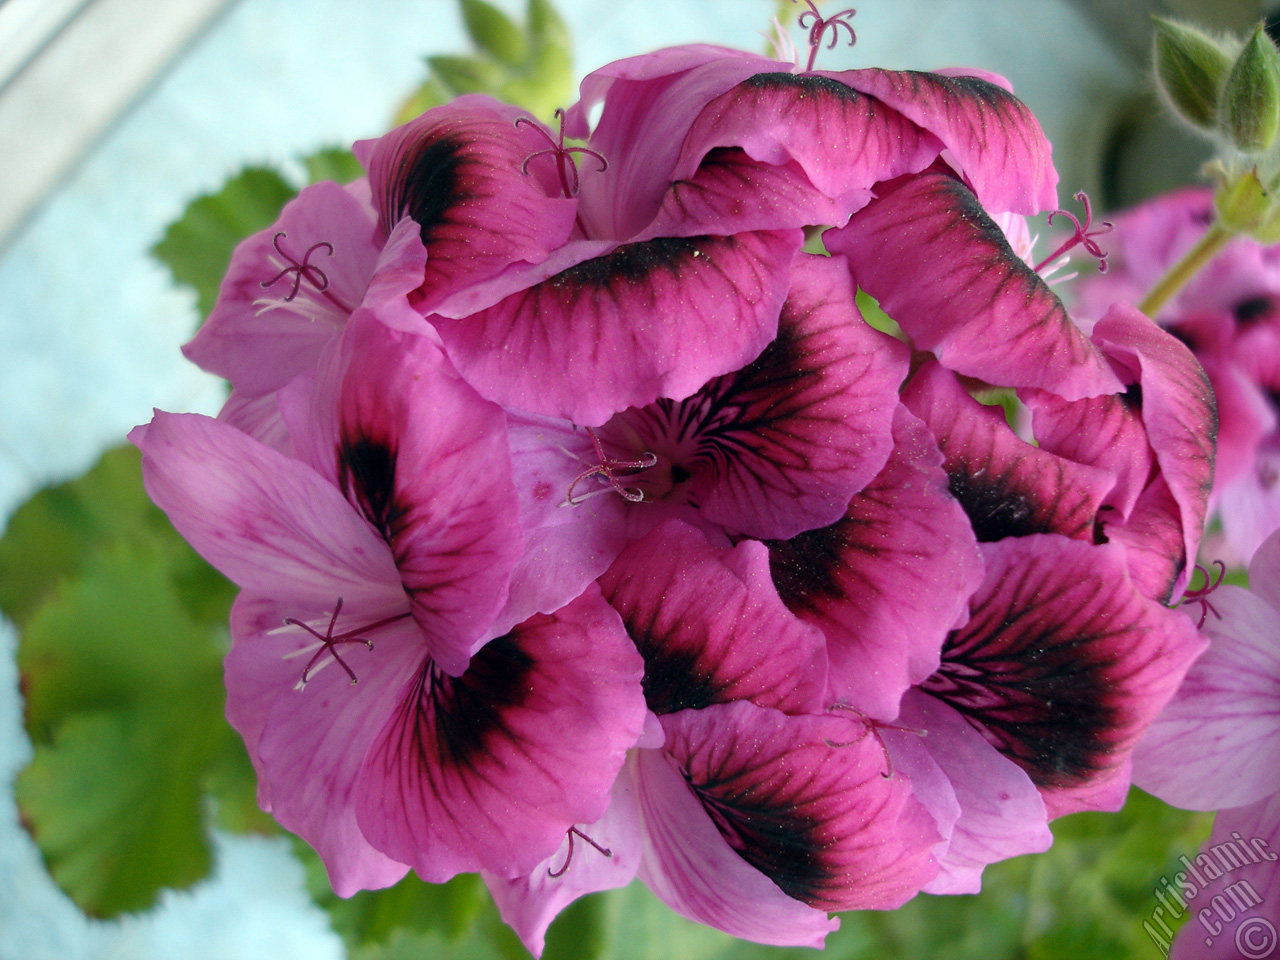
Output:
132 10 1215 954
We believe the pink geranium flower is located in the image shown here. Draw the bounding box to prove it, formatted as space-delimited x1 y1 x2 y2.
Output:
1132 529 1280 959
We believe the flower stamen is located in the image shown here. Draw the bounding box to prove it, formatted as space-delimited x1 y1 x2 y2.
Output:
283 598 410 689
515 109 608 198
565 429 657 505
1034 191 1113 275
825 702 926 779
260 231 335 301
793 1 857 72
1179 560 1227 628
547 826 613 878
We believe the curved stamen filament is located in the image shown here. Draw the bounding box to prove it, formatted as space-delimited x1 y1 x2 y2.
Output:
516 109 608 198
283 598 410 689
548 826 613 878
1034 191 1112 275
565 429 658 505
793 0 857 72
1179 560 1227 628
261 231 335 301
825 702 926 779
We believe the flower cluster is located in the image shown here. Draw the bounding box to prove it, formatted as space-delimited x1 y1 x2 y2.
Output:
1076 186 1280 564
133 32 1215 954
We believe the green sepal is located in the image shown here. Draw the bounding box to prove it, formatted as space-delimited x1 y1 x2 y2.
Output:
1213 166 1271 234
1152 17 1234 133
151 167 297 321
303 146 364 185
1222 24 1280 153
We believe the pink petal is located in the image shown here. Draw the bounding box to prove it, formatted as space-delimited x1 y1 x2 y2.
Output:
826 170 1122 400
645 71 940 236
1170 794 1280 960
333 317 524 675
484 773 644 958
888 691 1051 894
651 701 939 914
598 520 828 716
184 180 381 395
430 229 802 425
354 587 647 883
681 252 907 539
227 592 421 896
355 94 578 308
130 412 402 608
766 404 984 719
903 359 1116 543
830 68 1058 214
1107 478 1190 603
630 744 838 947
1133 583 1280 811
918 535 1207 818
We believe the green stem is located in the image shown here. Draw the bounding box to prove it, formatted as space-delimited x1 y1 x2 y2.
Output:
1137 221 1234 316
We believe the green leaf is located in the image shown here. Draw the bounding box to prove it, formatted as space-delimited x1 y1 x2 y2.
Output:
14 540 237 916
461 0 528 67
152 166 297 320
303 146 364 186
427 54 510 95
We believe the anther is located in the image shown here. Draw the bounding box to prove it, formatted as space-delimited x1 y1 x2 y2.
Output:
261 231 335 301
792 0 857 72
1034 191 1112 275
515 109 608 198
283 598 409 689
565 429 658 505
825 702 926 779
547 826 613 878
1179 560 1227 628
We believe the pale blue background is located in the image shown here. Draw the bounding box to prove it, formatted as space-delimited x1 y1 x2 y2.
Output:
0 1 1135 956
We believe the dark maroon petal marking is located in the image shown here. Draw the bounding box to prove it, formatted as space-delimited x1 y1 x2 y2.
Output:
432 229 801 425
919 536 1201 800
339 434 406 544
827 170 1121 400
902 361 1113 543
660 702 940 910
598 521 826 716
765 405 983 719
830 67 1058 214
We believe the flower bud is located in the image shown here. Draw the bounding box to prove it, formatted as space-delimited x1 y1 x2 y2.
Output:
1222 24 1280 153
1152 17 1234 133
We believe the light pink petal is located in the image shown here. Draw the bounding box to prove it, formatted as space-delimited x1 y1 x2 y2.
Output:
494 412 631 636
355 94 577 308
217 388 292 454
830 67 1058 214
889 691 1051 894
184 180 380 395
651 702 939 915
1218 452 1280 566
130 412 401 608
598 519 827 715
919 535 1207 818
903 360 1116 542
827 170 1122 400
484 772 643 958
227 593 420 896
431 228 802 425
334 317 523 675
1170 794 1280 960
354 587 647 883
1249 526 1280 614
766 404 984 719
1133 582 1280 810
